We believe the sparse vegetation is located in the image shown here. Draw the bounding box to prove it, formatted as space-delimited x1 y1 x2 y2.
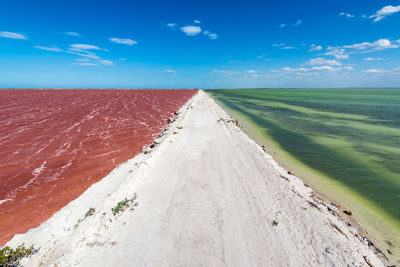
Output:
272 220 279 227
0 243 34 266
177 126 183 129
85 207 95 217
173 132 178 134
75 207 96 228
112 194 137 216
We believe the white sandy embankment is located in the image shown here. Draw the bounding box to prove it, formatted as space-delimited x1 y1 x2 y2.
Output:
7 90 386 266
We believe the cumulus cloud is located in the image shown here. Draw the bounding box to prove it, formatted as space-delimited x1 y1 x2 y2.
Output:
339 12 355 18
343 38 399 52
194 20 201 24
306 57 342 66
370 5 400 22
180 26 202 36
309 44 323 51
65 32 80 37
281 46 295 50
324 38 399 60
34 46 63 52
293 20 303 26
325 47 349 59
0 31 27 40
279 23 286 28
110 37 137 45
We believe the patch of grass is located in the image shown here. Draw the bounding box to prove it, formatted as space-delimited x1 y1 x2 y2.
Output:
177 126 183 129
0 243 34 266
112 194 137 216
272 220 279 227
173 132 178 134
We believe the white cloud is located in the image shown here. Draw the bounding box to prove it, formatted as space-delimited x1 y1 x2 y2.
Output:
293 20 303 26
75 58 91 62
280 46 295 50
339 12 355 18
282 67 310 72
212 70 240 76
99 59 114 66
110 37 137 46
164 69 176 73
364 57 382 61
65 32 80 37
0 31 27 40
69 44 102 51
343 38 398 52
309 44 322 51
67 51 101 60
194 20 201 24
282 63 354 73
279 23 286 28
34 46 63 52
180 26 202 36
246 70 258 73
311 66 336 71
207 33 218 39
324 38 399 59
119 58 127 61
364 69 386 73
166 23 177 28
273 43 285 47
370 5 400 22
325 47 349 59
306 57 342 66
72 62 98 66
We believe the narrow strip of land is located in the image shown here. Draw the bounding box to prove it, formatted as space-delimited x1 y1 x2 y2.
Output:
8 90 384 266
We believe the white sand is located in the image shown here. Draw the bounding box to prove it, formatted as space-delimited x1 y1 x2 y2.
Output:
7 90 385 266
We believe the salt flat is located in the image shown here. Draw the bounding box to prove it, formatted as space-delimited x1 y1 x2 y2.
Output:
8 90 384 266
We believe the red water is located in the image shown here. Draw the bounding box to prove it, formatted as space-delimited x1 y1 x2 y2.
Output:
0 89 196 245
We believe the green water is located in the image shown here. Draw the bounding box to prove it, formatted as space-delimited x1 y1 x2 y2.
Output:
207 88 400 262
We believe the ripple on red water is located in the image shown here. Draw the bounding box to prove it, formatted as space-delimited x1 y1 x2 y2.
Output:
0 89 196 245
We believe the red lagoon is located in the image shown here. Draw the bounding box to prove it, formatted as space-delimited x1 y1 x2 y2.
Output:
0 89 196 245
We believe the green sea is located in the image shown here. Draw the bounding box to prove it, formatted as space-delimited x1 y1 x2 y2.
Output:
207 88 400 263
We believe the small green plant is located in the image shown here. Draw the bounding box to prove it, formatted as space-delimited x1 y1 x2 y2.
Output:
0 243 34 266
112 194 137 216
272 220 279 227
173 132 178 134
177 126 183 129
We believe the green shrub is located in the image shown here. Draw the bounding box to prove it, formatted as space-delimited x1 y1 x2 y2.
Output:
112 198 131 216
0 243 34 266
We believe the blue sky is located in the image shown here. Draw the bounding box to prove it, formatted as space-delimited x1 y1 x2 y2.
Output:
0 0 400 88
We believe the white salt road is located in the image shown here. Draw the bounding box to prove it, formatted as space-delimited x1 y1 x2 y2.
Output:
9 90 384 266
